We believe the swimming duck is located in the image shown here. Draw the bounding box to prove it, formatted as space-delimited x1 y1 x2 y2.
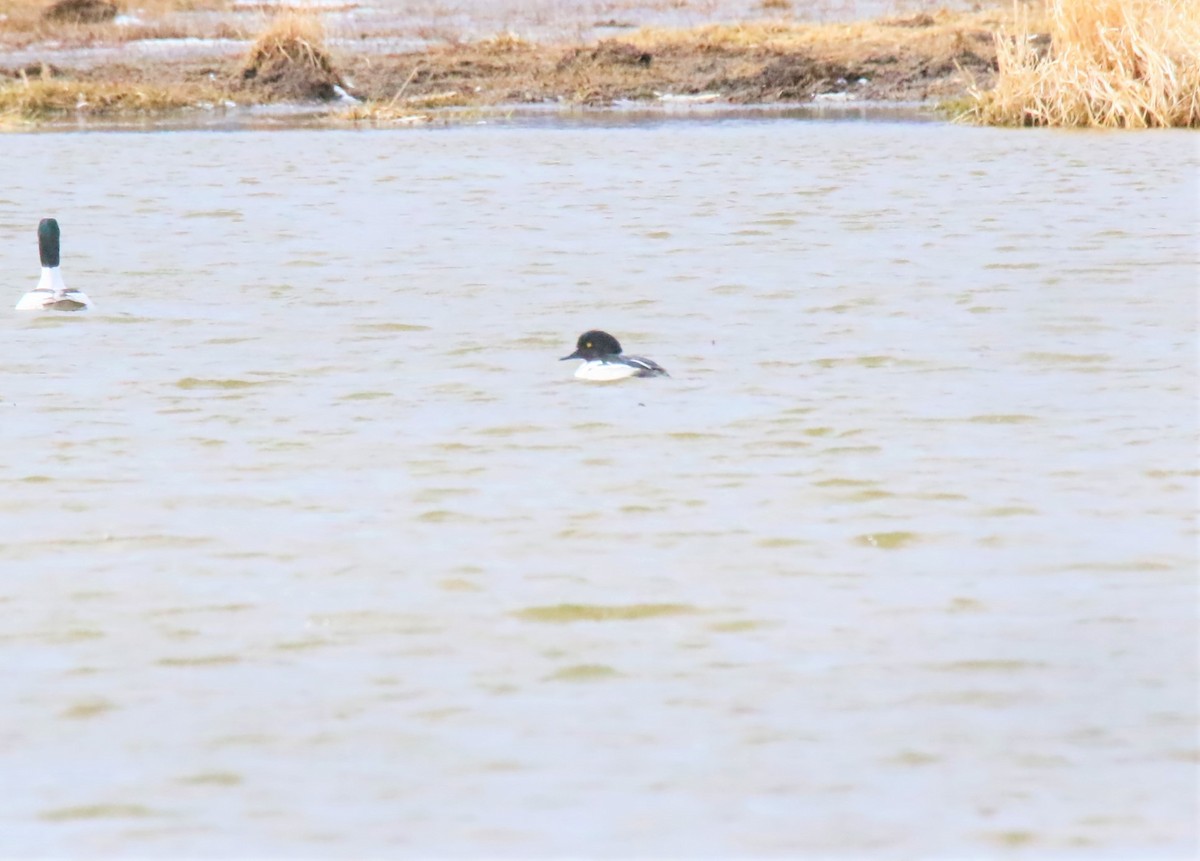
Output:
560 330 668 380
15 218 93 312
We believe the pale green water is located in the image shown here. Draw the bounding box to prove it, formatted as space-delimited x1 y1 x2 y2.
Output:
0 121 1196 856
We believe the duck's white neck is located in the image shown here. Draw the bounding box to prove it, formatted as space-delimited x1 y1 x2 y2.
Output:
37 266 66 293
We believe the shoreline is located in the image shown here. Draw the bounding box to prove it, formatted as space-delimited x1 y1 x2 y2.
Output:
1 5 1017 127
0 98 943 132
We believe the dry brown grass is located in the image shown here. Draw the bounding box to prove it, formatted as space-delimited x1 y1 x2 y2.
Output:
339 55 484 122
42 0 115 23
476 30 534 53
338 103 509 127
231 0 355 10
243 12 328 68
0 0 231 42
966 0 1200 127
332 9 1010 112
621 7 1011 59
0 75 224 119
340 62 427 121
0 0 109 37
239 12 346 100
0 5 1045 123
611 9 1005 101
340 103 431 124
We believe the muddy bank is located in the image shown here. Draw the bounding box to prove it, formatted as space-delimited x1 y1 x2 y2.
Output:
0 7 1009 123
342 20 996 110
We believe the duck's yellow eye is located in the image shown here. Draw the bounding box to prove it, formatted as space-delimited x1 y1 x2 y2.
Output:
585 342 592 348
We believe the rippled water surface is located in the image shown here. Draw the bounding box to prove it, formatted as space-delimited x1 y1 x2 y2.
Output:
1 120 1196 857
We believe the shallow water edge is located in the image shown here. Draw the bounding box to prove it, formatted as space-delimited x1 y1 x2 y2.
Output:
4 99 939 133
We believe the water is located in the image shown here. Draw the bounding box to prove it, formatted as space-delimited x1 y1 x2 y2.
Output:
0 120 1196 856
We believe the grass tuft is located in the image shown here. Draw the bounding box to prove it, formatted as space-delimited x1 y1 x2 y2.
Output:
622 10 1001 57
0 75 223 120
964 0 1200 127
239 12 346 101
477 30 534 54
42 0 116 23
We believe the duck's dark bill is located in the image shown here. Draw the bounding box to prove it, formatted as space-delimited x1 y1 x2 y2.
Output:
560 351 582 361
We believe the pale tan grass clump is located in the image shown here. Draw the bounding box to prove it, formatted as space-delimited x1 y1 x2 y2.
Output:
243 13 331 75
340 103 431 123
622 9 1005 58
240 13 346 100
477 30 534 53
339 102 502 126
0 76 219 119
967 0 1200 127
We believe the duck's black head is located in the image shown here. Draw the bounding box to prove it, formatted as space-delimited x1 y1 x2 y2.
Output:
561 330 623 361
38 218 60 268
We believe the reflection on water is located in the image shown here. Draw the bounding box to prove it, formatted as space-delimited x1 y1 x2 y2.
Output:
0 121 1196 856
